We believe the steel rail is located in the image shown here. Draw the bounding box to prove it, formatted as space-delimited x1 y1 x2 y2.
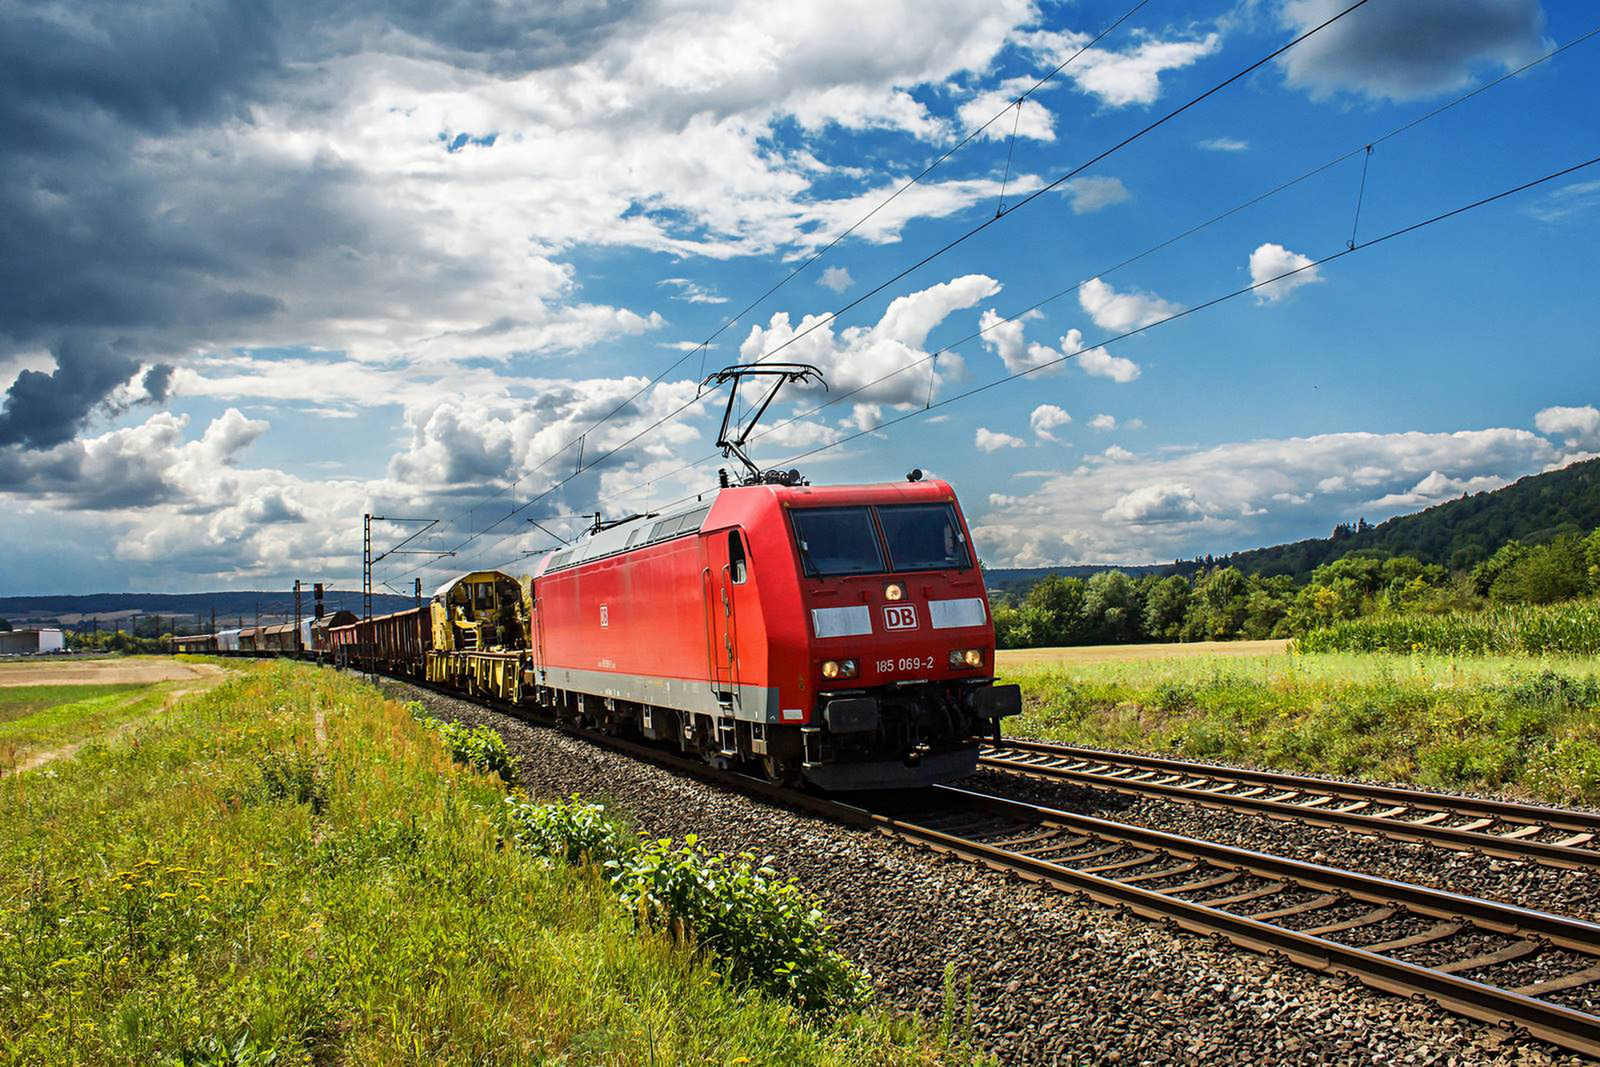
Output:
982 739 1600 869
356 664 1600 1058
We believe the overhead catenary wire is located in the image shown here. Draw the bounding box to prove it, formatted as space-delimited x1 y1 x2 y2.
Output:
475 149 1600 572
383 0 1373 584
767 154 1600 469
739 0 1376 371
477 23 1599 532
379 0 1155 579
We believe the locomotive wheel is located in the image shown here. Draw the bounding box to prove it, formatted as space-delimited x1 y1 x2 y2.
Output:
762 756 802 789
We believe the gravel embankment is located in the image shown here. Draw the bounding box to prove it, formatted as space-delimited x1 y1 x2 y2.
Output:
969 760 1600 925
385 680 1592 1065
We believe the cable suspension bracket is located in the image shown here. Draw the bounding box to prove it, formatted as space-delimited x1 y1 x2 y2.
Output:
701 363 826 486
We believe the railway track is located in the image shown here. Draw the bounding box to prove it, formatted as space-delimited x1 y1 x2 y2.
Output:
382 672 1600 1058
982 739 1600 870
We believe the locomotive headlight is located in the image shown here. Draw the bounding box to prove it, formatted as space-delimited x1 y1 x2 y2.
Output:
949 648 984 669
821 659 858 680
884 582 905 601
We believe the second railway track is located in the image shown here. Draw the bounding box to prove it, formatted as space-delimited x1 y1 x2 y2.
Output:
982 738 1600 870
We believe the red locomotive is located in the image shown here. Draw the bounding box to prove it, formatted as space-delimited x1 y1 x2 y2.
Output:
529 475 1017 788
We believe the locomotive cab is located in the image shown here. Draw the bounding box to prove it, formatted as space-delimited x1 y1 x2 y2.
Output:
771 481 1020 788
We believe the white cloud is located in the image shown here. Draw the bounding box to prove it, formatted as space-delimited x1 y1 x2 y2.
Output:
1102 445 1135 461
1079 277 1181 332
1073 336 1142 384
1022 32 1223 107
1060 176 1131 215
969 423 1562 566
1030 404 1071 442
1090 413 1117 432
739 274 1000 407
819 266 854 293
659 278 729 304
1249 243 1324 303
1527 181 1600 224
958 78 1058 141
1277 0 1545 103
1198 137 1248 152
1103 483 1203 525
1365 470 1510 512
1535 405 1600 451
975 427 1027 453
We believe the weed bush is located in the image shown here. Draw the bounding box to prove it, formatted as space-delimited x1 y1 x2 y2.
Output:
405 700 519 782
254 745 328 814
504 795 872 1014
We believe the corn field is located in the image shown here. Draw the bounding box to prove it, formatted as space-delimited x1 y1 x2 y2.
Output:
1297 598 1600 657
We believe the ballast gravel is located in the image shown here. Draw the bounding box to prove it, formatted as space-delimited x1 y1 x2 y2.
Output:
387 681 1590 1065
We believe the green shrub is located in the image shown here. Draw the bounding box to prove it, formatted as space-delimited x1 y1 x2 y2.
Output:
405 702 519 782
504 796 872 1015
501 793 634 867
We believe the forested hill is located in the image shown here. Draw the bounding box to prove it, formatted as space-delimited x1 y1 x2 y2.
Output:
1220 457 1600 580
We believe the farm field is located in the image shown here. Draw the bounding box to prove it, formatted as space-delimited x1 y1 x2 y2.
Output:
0 659 960 1065
0 658 227 776
1004 646 1600 805
0 657 222 687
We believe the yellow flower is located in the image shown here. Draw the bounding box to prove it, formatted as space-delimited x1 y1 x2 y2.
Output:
158 892 177 900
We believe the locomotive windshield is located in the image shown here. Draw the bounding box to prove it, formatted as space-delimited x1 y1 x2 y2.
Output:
790 507 885 577
878 503 971 572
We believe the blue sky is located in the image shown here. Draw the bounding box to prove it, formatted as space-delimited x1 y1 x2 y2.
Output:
0 0 1596 594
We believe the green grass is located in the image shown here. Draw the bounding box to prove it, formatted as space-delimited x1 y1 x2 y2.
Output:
0 661 967 1065
0 685 173 775
0 685 146 726
1008 651 1600 805
1299 598 1600 656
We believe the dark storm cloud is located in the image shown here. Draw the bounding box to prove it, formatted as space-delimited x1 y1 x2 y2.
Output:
0 1 281 149
0 336 140 448
0 0 644 460
295 0 649 75
141 364 176 404
1278 0 1546 102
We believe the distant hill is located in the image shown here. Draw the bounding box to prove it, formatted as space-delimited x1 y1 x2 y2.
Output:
1216 457 1600 580
982 457 1600 593
0 590 414 631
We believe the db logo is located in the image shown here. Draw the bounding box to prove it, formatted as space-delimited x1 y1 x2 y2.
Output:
883 604 919 631
599 604 609 629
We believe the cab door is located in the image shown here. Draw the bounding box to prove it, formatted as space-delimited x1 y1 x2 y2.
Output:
704 528 751 699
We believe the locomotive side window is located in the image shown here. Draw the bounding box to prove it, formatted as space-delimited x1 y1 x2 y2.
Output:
877 503 971 572
790 507 884 577
729 529 748 584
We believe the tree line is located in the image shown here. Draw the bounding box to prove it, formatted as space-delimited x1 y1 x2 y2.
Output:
990 527 1600 649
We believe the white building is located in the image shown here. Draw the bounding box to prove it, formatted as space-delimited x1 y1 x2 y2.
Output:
0 628 66 655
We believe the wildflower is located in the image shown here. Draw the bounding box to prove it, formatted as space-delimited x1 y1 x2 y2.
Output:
158 892 177 900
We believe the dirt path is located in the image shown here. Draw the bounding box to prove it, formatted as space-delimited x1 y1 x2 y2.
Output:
0 658 226 688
